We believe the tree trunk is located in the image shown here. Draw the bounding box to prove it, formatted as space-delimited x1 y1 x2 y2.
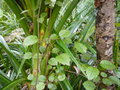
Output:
95 0 115 61
95 0 116 89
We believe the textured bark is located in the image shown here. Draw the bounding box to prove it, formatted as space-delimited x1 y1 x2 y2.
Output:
95 0 115 61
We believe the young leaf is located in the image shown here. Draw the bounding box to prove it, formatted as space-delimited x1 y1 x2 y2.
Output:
23 35 38 47
83 81 96 90
38 75 46 82
36 82 45 90
52 48 60 54
27 74 34 80
48 83 57 90
74 42 87 53
102 78 113 86
56 53 71 66
50 34 59 40
109 76 120 86
49 73 55 82
48 58 58 66
86 66 99 80
58 73 66 81
100 72 107 77
59 30 70 38
100 60 116 70
23 52 32 59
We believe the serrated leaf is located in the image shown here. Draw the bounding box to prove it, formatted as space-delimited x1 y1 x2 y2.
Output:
23 35 38 47
86 66 99 80
52 48 60 54
59 30 70 38
83 81 96 90
100 60 116 70
56 53 71 66
74 42 87 53
58 73 65 81
36 82 45 90
48 58 58 66
23 52 32 59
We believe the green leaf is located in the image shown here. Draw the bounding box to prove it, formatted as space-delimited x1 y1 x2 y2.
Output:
55 0 80 33
38 75 46 82
23 52 32 59
102 78 113 86
0 74 11 86
58 73 66 81
0 35 26 75
52 48 60 54
100 72 107 77
59 30 70 38
64 38 72 44
56 1 63 7
48 83 57 90
39 46 46 53
38 17 44 23
74 42 87 53
93 76 100 83
59 78 73 90
109 76 120 86
23 35 38 47
115 69 120 78
86 66 99 80
100 60 116 70
4 0 30 36
50 34 59 40
48 58 58 66
56 53 71 66
36 82 45 90
83 81 96 90
2 78 26 90
49 73 55 82
27 74 34 80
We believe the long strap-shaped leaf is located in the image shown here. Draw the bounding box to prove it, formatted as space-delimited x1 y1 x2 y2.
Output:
0 74 11 87
0 35 26 76
59 78 73 90
44 0 64 38
2 78 26 90
55 0 80 33
4 0 30 36
57 40 86 75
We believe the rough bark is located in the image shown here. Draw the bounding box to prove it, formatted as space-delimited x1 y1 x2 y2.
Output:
95 0 115 61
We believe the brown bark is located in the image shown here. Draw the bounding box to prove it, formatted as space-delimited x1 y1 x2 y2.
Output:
95 0 115 61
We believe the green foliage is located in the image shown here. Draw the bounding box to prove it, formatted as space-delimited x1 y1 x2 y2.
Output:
36 82 45 90
58 73 66 81
0 0 119 89
48 58 58 66
56 53 71 66
74 42 87 53
100 60 116 70
85 66 99 80
23 52 32 59
83 80 96 90
23 35 38 47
